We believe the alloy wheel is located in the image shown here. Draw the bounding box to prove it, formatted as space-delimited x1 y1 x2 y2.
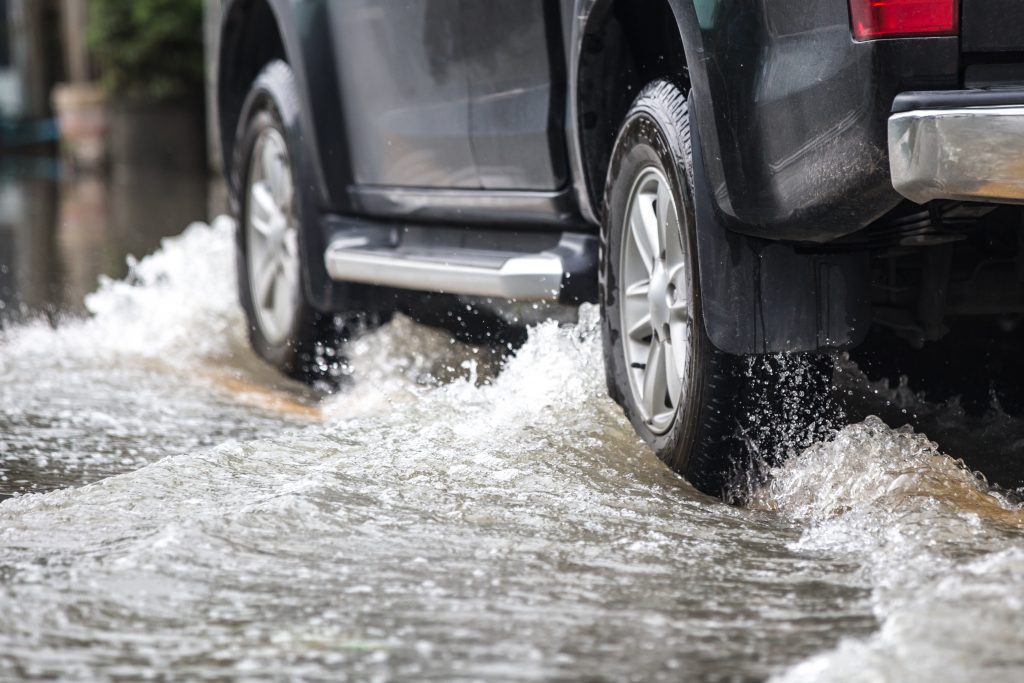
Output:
245 127 300 346
618 167 692 433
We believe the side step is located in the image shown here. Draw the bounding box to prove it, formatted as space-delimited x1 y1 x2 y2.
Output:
323 227 597 303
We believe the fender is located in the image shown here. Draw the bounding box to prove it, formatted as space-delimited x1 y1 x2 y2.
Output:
566 0 712 226
219 0 353 213
665 0 957 243
564 0 601 225
219 0 353 312
571 0 870 353
688 91 870 355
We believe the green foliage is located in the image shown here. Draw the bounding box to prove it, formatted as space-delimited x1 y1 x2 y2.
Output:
87 0 205 102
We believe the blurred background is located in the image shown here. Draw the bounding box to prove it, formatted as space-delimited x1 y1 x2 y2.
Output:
0 0 227 324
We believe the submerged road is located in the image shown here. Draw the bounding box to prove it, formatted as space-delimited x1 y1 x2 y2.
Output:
0 220 1022 681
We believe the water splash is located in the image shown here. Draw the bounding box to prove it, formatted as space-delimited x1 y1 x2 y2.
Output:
0 218 299 499
716 352 845 502
758 417 1024 682
1 218 1022 680
0 216 245 366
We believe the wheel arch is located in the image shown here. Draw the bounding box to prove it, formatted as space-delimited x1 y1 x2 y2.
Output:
217 0 347 213
573 2 872 356
217 0 286 198
571 0 703 224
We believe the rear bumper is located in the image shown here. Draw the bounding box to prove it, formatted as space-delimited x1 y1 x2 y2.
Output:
889 89 1024 204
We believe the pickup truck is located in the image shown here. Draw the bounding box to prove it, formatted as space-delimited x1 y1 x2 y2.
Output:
216 0 1024 498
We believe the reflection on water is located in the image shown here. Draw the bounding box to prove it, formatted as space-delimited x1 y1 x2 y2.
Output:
0 160 211 322
0 169 59 319
0 220 1021 680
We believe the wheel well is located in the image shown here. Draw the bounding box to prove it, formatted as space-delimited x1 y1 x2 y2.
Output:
217 0 286 191
577 0 689 218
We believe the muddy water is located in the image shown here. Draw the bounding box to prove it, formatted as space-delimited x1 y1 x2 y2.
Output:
1 220 1022 681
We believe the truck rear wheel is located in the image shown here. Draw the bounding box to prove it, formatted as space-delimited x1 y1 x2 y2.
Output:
601 81 833 499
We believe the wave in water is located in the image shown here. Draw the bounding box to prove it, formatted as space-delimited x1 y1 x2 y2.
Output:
1 218 1021 680
757 418 1024 682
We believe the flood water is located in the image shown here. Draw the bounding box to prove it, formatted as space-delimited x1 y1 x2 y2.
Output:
1 179 1023 679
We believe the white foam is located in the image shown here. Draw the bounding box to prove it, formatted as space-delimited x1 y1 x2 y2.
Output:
0 216 245 366
762 417 1024 682
2 217 1023 680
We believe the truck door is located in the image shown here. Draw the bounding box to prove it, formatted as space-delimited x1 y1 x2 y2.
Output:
460 0 569 191
329 0 478 188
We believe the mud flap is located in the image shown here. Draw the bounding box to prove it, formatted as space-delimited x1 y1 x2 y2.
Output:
688 93 870 355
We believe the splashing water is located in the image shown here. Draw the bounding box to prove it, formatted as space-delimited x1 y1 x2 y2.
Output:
756 418 1024 682
2 217 246 364
1 219 1022 680
0 218 306 499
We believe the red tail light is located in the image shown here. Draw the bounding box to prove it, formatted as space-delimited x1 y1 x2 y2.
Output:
849 0 959 40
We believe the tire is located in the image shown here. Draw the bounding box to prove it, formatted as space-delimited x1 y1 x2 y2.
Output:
600 81 834 499
233 60 349 386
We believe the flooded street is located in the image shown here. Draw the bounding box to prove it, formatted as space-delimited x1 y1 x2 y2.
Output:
1 216 1023 680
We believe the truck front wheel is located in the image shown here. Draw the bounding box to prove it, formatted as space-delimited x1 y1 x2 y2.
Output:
233 60 355 386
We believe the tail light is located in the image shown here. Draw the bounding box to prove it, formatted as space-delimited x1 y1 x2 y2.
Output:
849 0 960 40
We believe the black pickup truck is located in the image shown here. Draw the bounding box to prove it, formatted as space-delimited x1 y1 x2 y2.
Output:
216 0 1024 497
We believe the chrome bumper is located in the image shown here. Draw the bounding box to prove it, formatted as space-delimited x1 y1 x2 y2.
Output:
889 106 1024 204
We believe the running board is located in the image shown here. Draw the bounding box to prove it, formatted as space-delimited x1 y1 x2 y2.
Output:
323 229 597 302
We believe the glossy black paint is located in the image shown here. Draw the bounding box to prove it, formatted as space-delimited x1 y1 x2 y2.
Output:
329 0 477 190
892 88 1024 112
349 186 582 227
332 0 563 193
218 0 364 220
689 93 870 354
963 0 1024 53
666 0 959 242
461 0 570 191
221 0 964 239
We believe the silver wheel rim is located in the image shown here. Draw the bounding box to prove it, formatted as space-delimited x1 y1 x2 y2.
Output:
246 127 300 346
619 167 692 434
